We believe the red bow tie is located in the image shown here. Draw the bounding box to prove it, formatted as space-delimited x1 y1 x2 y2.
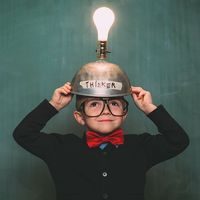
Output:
86 129 124 148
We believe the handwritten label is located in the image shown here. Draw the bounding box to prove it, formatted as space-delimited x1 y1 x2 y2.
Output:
80 80 122 90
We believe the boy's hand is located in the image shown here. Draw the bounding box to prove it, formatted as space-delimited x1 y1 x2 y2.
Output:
131 86 157 114
49 82 73 111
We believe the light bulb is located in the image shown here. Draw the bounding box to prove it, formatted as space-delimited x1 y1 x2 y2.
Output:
93 7 115 41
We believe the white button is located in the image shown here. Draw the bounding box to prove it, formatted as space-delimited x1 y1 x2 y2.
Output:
102 172 108 177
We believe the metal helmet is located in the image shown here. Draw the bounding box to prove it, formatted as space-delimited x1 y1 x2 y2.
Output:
71 60 131 97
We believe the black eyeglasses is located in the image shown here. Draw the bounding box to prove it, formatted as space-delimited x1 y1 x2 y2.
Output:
79 97 129 117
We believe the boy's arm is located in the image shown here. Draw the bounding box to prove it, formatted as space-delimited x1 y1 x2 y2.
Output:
13 83 73 159
143 105 189 168
130 86 189 167
13 100 60 159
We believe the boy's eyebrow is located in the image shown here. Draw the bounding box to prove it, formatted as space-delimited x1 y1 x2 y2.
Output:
85 97 102 101
86 98 103 101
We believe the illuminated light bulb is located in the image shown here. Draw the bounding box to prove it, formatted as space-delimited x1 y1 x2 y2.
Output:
93 7 115 59
93 7 115 41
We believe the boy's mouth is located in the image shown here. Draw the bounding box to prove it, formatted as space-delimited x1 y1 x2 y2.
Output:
97 118 113 122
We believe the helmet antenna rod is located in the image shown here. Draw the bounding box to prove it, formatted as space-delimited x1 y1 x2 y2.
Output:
96 41 111 60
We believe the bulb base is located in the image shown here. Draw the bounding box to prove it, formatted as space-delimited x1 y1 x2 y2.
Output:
96 41 110 59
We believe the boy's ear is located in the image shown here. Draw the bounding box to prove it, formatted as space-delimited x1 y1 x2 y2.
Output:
73 111 85 126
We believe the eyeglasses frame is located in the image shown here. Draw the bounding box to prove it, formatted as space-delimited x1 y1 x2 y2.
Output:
78 97 129 117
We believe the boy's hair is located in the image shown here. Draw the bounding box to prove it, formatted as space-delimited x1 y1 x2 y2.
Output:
75 95 89 111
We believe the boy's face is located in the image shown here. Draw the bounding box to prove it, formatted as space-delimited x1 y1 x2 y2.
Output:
73 97 128 134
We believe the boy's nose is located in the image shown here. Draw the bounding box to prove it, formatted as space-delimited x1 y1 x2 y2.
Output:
102 103 111 115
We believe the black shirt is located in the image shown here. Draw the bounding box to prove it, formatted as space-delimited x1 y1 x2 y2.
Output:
13 100 189 200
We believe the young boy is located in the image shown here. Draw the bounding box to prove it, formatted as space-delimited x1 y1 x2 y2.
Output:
13 82 189 200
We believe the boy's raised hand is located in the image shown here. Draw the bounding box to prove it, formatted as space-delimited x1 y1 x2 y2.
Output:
131 86 157 114
49 82 73 111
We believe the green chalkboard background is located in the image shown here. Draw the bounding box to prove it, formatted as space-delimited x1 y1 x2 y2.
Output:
0 0 199 199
